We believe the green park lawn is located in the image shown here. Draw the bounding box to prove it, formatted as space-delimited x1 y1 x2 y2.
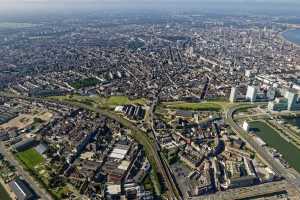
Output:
49 95 147 108
16 148 44 169
16 148 73 199
105 96 146 106
69 78 100 89
162 101 223 111
159 99 239 112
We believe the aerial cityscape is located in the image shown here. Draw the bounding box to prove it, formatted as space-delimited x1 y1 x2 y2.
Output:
1 0 300 200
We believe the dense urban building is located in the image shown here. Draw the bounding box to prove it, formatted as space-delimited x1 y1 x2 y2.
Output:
0 3 300 200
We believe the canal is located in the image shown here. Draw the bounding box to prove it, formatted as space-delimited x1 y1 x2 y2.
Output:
249 121 300 173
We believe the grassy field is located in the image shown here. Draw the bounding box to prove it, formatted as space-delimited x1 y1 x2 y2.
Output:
49 95 147 109
16 148 44 169
161 101 224 111
15 147 74 199
70 78 100 89
106 96 146 105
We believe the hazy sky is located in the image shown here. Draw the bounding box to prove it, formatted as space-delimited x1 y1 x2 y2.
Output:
1 0 300 3
0 0 300 18
1 0 300 6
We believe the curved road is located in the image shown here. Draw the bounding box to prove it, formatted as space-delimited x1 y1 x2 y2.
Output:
226 104 300 194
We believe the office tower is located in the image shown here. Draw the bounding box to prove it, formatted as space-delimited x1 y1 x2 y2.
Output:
229 87 237 102
287 90 300 111
246 86 257 102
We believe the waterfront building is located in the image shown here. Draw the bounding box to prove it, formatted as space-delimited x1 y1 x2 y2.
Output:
266 88 276 100
268 89 300 111
268 98 288 111
286 90 300 111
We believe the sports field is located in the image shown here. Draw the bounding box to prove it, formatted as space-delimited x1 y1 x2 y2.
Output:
16 148 44 170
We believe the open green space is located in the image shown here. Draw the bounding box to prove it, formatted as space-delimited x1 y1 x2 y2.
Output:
0 22 35 29
143 171 156 194
70 78 100 89
161 101 224 111
49 95 147 109
0 182 11 200
16 148 44 170
106 96 146 105
50 186 70 200
249 120 300 173
15 148 72 199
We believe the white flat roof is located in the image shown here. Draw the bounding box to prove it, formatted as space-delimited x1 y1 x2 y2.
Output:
112 148 128 155
109 152 125 159
118 160 130 170
108 147 129 159
107 184 121 194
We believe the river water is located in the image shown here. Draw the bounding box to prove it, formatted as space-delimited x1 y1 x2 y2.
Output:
282 29 300 45
249 121 300 173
